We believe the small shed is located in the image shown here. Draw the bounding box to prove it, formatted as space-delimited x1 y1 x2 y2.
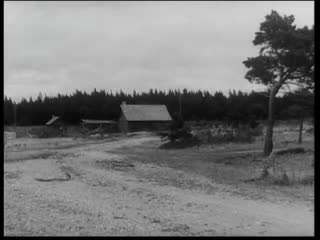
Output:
118 102 172 133
44 115 67 137
81 119 118 132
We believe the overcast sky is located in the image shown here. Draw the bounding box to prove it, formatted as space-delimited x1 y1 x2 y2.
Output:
4 1 314 101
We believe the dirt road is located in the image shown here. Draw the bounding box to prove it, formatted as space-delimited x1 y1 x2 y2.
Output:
4 135 314 236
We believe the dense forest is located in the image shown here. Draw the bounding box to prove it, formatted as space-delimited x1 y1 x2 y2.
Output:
4 88 313 126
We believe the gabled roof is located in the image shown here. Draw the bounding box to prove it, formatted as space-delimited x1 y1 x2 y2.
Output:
81 119 117 124
45 116 60 126
121 104 172 121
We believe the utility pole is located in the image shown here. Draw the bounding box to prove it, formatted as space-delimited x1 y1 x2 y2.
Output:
14 103 17 132
179 92 182 116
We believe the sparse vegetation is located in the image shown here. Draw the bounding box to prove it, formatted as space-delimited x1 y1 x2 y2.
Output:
4 122 314 236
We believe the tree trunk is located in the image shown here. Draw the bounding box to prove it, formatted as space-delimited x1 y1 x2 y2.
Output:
263 88 276 156
298 117 304 144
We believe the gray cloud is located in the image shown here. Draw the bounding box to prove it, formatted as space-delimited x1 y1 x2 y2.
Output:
4 1 314 101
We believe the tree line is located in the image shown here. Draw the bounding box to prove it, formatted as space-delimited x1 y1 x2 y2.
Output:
3 88 313 126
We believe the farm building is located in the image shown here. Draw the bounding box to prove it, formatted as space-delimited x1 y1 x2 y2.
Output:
81 119 118 132
118 102 172 133
43 115 67 137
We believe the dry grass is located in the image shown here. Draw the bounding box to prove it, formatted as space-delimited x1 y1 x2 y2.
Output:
109 136 314 204
264 152 314 186
114 143 295 185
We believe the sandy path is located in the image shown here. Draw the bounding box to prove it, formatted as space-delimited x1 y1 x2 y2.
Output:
4 136 314 236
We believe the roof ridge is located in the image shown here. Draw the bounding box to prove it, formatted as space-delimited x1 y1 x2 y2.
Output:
121 104 172 121
123 104 166 106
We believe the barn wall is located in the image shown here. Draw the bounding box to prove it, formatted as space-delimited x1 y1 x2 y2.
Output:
127 121 171 132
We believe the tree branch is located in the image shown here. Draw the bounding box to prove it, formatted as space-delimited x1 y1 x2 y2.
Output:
286 81 308 88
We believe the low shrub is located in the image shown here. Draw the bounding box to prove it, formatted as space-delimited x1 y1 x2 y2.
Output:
300 175 314 185
269 172 314 186
272 172 291 185
249 124 264 136
205 129 254 144
168 127 193 142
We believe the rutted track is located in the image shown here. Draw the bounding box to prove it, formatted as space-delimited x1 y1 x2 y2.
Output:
4 135 314 236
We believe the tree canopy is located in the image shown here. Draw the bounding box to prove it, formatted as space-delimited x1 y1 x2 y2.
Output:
243 10 314 93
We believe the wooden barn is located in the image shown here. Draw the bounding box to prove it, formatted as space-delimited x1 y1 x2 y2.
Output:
118 102 172 133
44 115 67 137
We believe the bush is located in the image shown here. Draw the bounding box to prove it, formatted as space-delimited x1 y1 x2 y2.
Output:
272 172 290 185
205 128 254 144
267 170 314 186
300 175 314 185
168 126 192 142
160 123 202 149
